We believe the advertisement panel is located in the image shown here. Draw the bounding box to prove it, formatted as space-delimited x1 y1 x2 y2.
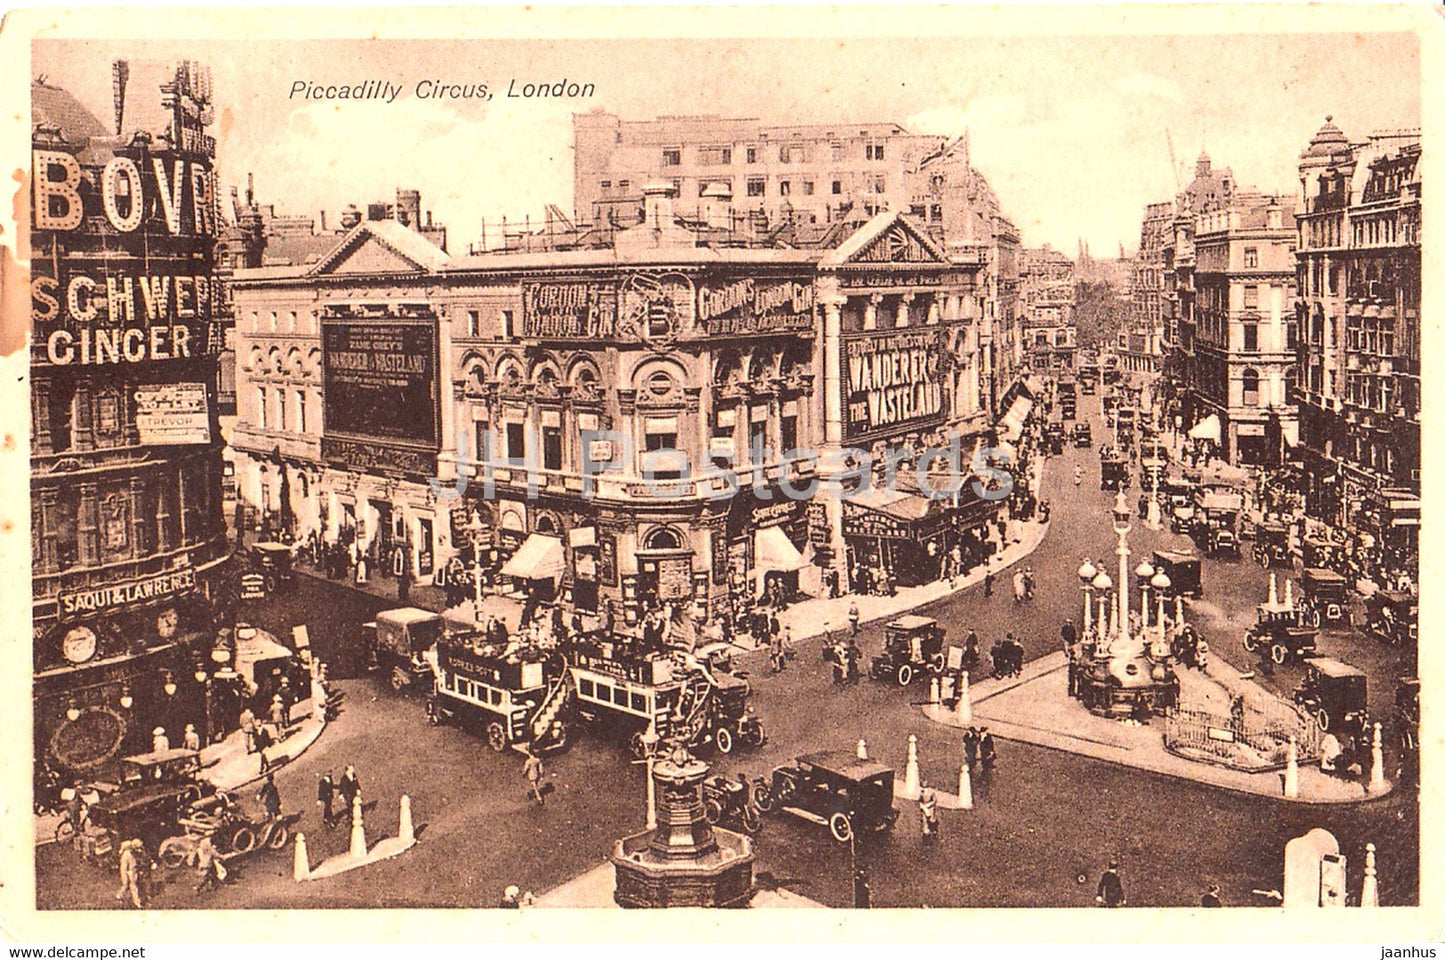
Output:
133 382 211 444
321 320 439 445
694 277 815 336
522 280 618 338
841 328 950 441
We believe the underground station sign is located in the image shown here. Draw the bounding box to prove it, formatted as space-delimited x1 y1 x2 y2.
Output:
239 573 268 601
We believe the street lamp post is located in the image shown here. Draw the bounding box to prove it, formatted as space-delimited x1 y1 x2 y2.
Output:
1078 559 1098 639
1136 560 1155 630
640 721 660 830
1091 570 1113 654
1112 491 1132 641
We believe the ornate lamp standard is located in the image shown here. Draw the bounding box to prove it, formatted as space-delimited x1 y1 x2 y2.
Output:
1151 570 1173 659
1078 559 1098 638
1136 560 1156 630
1091 570 1113 654
1112 490 1133 640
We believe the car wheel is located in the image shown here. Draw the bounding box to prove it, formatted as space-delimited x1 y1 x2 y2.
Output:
774 773 797 805
486 722 507 752
54 819 76 844
829 811 853 843
1311 609 1321 629
896 664 914 687
629 731 649 760
265 821 290 850
715 726 734 755
1242 631 1259 653
1317 709 1331 732
745 723 766 748
741 805 763 835
1271 644 1288 665
928 654 946 676
703 798 724 825
228 825 258 855
752 779 775 812
158 836 190 869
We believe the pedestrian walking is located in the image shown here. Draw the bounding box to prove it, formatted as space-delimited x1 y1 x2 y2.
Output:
963 728 979 768
338 764 360 812
253 725 274 774
239 707 257 754
979 727 997 768
115 839 146 908
769 629 786 674
194 834 226 893
1075 465 1083 486
182 723 201 753
1096 860 1126 907
918 780 940 844
847 602 860 636
1060 619 1077 651
317 772 336 826
523 749 546 807
257 774 281 822
1200 884 1222 907
152 727 169 753
984 569 995 598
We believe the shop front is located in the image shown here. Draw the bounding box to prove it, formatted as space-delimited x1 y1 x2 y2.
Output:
726 491 812 606
842 487 953 588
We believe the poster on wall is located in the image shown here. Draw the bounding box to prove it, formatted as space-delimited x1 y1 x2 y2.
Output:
133 382 212 444
321 320 439 445
841 328 950 442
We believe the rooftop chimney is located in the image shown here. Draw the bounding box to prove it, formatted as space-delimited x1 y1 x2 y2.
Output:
641 181 676 230
701 181 733 231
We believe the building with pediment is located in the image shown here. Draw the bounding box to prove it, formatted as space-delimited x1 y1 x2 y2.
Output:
231 186 1005 621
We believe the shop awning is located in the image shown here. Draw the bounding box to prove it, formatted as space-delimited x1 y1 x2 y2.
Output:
1188 414 1222 443
501 534 565 584
1282 421 1300 447
755 526 807 574
843 486 951 540
997 396 1034 443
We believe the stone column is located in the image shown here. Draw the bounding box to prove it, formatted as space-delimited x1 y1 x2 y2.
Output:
822 298 845 448
896 294 914 329
864 294 881 331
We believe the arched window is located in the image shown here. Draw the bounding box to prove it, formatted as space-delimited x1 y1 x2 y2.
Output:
1284 366 1297 403
644 527 682 551
536 514 557 535
1241 368 1260 407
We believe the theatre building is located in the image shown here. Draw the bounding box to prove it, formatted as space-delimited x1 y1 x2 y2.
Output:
231 185 999 620
30 66 230 781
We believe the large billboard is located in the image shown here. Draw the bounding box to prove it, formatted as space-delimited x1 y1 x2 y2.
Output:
320 318 439 477
841 328 950 442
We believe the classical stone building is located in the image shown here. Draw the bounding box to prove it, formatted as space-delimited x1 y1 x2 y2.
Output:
1293 118 1420 555
231 187 1004 621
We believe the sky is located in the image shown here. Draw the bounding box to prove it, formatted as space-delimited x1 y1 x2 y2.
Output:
33 32 1420 256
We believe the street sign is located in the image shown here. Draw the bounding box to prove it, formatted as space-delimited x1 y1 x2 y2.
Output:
240 573 268 600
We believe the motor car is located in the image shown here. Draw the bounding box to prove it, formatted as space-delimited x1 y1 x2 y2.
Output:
366 607 447 693
869 615 946 687
701 773 766 835
1073 422 1093 447
1293 657 1368 739
86 749 218 852
754 750 899 843
1243 606 1318 665
1101 457 1131 491
1046 422 1066 455
1152 549 1203 599
1253 521 1293 568
1299 568 1353 628
1363 591 1417 648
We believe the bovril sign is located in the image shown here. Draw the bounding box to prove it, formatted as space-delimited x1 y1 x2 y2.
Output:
842 329 948 441
696 279 814 336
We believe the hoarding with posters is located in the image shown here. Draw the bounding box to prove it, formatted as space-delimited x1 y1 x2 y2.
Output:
320 318 440 478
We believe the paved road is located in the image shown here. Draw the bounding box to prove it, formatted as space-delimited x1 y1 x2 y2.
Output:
35 391 1418 909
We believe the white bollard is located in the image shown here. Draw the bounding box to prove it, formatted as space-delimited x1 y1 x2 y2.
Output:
1268 573 1279 608
293 832 310 881
957 760 973 810
1361 843 1379 907
902 734 921 800
955 671 972 724
349 795 367 861
929 677 941 705
1283 736 1299 799
399 795 414 845
856 738 868 761
1284 579 1294 611
1369 723 1386 793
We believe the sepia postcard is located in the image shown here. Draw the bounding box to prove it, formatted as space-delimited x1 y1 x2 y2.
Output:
0 2 1439 945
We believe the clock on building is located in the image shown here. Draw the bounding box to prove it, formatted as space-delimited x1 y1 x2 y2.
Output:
61 625 98 665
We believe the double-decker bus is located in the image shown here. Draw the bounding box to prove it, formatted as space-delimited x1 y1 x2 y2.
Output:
425 635 571 754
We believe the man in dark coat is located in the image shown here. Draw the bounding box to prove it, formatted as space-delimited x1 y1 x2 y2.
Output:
338 764 360 815
317 772 336 826
978 727 997 768
1096 860 1126 907
1200 884 1222 907
1060 619 1077 651
258 774 281 822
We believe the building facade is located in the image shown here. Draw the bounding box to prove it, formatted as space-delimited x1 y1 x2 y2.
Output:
231 190 1005 623
30 66 231 780
573 111 948 228
1190 192 1299 466
1020 246 1076 371
1293 118 1421 556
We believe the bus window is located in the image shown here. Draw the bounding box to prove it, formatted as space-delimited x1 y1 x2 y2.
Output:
613 686 630 707
579 678 594 698
631 692 647 712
